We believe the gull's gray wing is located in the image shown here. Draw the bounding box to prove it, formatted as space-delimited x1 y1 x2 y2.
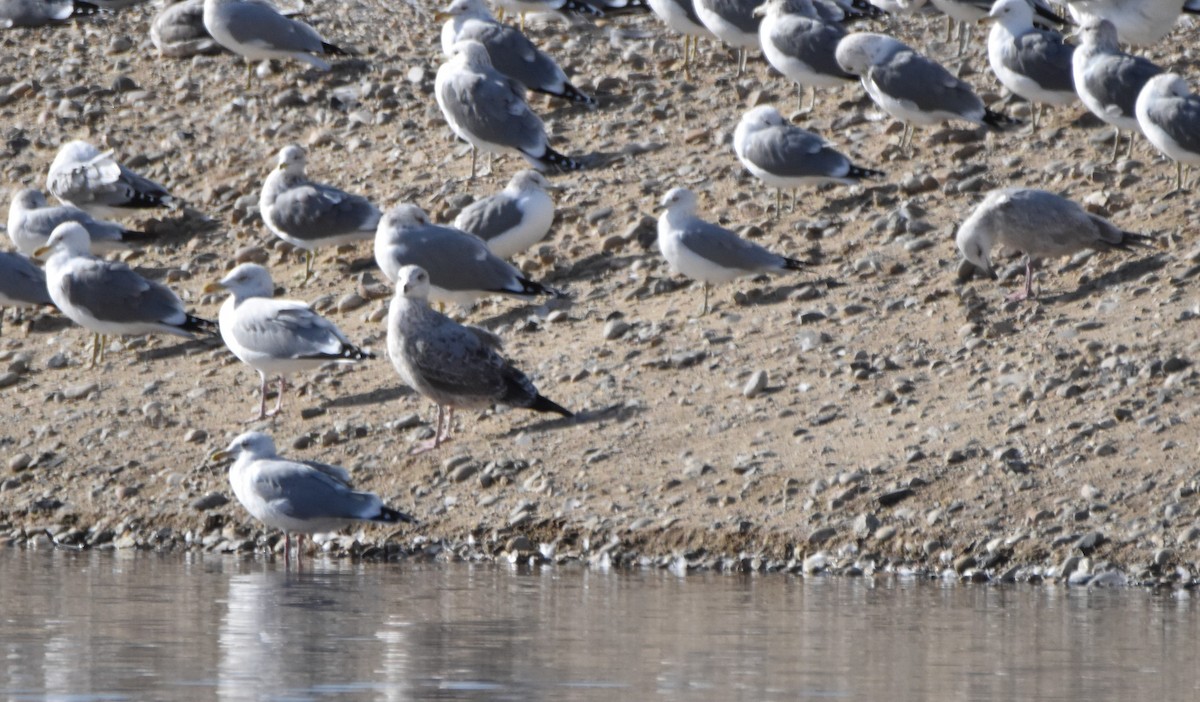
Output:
677 219 786 271
22 205 127 246
49 152 171 210
870 50 983 117
297 459 353 486
1083 53 1162 118
438 69 546 153
1144 93 1200 154
269 183 380 241
742 126 851 179
454 194 526 242
701 0 759 32
1000 30 1075 93
232 298 353 360
769 15 853 80
1 0 72 25
212 1 324 53
402 315 534 404
0 253 52 306
58 259 184 324
389 224 525 294
456 21 567 94
249 459 376 521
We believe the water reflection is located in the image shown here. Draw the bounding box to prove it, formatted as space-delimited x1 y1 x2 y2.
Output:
0 551 1197 701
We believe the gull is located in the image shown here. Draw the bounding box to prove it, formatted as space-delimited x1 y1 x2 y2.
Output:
956 188 1150 301
259 145 381 282
492 0 603 29
151 0 223 58
46 140 174 219
452 170 557 259
1136 73 1200 190
35 222 215 367
984 0 1077 130
755 0 855 113
202 0 350 88
657 187 805 314
930 0 1070 54
647 0 712 72
211 432 416 566
0 252 52 336
374 204 562 306
7 188 153 256
733 105 883 217
438 0 595 105
1072 18 1162 162
1066 0 1186 46
387 265 573 454
1 0 99 27
694 0 762 75
435 40 583 178
835 32 1020 152
206 263 374 420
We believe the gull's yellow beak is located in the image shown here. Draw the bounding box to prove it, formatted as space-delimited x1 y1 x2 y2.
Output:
203 281 225 294
33 245 51 259
434 10 452 21
210 449 232 462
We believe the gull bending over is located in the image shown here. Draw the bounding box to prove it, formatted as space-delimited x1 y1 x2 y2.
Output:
46 140 174 219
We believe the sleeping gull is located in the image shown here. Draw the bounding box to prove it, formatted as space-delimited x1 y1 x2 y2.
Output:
647 0 712 72
0 252 52 336
259 144 381 282
956 188 1150 301
206 263 374 420
755 0 855 112
657 187 805 314
46 140 174 219
211 431 416 566
452 170 557 259
374 204 562 306
202 0 350 87
387 264 573 454
694 0 762 75
436 40 583 178
733 105 883 218
1072 18 1162 162
835 32 1020 152
1 0 99 27
7 188 154 256
1136 73 1200 189
985 0 1077 130
35 222 215 367
151 0 223 58
1066 0 1186 46
438 0 595 105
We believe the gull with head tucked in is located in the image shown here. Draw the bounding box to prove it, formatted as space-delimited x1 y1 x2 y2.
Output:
35 222 215 367
46 140 174 219
211 431 416 566
1 0 99 27
7 188 154 256
956 187 1151 301
259 145 381 282
452 170 557 259
202 0 350 87
1136 73 1200 190
375 204 562 306
835 32 1020 152
733 105 883 218
657 187 806 314
206 263 374 420
435 40 584 178
387 264 573 454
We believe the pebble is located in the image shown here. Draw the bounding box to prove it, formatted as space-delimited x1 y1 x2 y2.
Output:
742 370 767 398
184 429 207 443
603 319 631 340
61 383 98 401
191 492 229 511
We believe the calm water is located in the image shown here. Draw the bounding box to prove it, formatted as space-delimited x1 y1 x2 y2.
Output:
0 550 1196 701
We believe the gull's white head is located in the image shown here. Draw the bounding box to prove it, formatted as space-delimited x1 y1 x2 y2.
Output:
275 145 307 175
659 187 699 214
508 169 554 193
448 40 492 67
1077 18 1119 50
987 0 1035 28
213 431 278 463
39 221 92 258
1141 73 1188 101
740 105 788 133
955 192 1014 278
11 188 47 212
213 263 275 301
382 204 432 232
835 33 907 76
396 264 432 300
752 0 793 19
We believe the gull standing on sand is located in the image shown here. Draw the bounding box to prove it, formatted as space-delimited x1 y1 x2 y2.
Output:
648 0 711 71
984 0 1077 131
657 187 805 314
1066 0 1188 46
694 0 763 75
387 265 573 453
755 0 855 113
151 0 223 58
733 105 883 217
1136 73 1200 189
46 140 174 219
202 0 350 87
206 263 374 420
259 145 381 282
375 204 562 306
0 252 52 335
1072 19 1162 162
435 40 583 178
1 0 99 27
35 222 215 367
7 189 153 256
835 32 1020 151
212 432 416 566
438 0 595 105
956 187 1150 301
453 170 557 259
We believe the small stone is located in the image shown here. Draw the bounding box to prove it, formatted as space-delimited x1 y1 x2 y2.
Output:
808 526 836 545
603 319 630 340
450 463 479 483
184 429 207 443
337 293 367 313
62 382 99 400
192 492 229 511
0 372 19 388
742 370 768 398
853 513 880 537
8 453 32 472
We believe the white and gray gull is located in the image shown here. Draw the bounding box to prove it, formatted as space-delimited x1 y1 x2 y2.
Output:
206 263 373 420
1066 0 1189 46
1 0 100 27
387 265 573 453
755 0 855 113
1136 73 1200 189
202 0 350 86
956 187 1150 301
7 188 153 256
46 140 174 219
0 251 52 335
452 170 557 259
984 0 1076 131
694 0 763 75
1072 18 1162 162
435 40 583 178
259 145 381 282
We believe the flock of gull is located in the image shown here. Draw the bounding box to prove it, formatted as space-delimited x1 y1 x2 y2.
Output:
1 0 1198 561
